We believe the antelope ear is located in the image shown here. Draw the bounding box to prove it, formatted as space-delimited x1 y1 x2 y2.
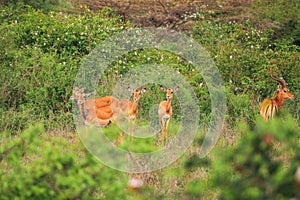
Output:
277 85 283 90
79 87 85 93
140 88 147 94
128 87 134 93
84 93 92 98
173 86 179 92
160 85 167 92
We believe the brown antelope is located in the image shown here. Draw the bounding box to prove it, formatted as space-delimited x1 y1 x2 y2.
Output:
118 87 147 138
158 85 179 144
260 73 294 120
70 87 119 127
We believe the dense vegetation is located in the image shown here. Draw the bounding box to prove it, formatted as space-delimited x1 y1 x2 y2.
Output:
0 1 299 199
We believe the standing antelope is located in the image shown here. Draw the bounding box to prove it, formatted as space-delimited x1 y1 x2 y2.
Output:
70 87 119 127
260 73 294 120
118 87 147 138
158 85 179 144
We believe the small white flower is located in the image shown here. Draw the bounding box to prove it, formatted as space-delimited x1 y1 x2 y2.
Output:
199 82 203 87
229 55 232 59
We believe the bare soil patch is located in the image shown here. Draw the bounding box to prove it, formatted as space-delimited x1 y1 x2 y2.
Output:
74 0 256 33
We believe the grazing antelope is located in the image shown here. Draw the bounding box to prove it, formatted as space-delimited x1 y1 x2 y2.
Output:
70 87 119 127
118 87 147 138
158 85 179 144
260 73 294 120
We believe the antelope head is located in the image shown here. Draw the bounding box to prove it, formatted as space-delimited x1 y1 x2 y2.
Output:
128 87 147 102
70 87 92 104
160 85 179 101
270 73 294 100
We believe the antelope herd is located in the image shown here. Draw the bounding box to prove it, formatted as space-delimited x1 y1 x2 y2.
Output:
71 71 294 144
70 85 177 144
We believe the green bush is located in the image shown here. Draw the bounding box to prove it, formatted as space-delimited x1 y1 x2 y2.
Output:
0 2 299 200
1 0 73 12
192 20 299 126
184 117 300 199
0 124 133 199
251 0 300 46
0 4 128 133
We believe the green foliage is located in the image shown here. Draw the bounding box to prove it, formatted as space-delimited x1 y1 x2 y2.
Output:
1 0 74 12
252 0 300 46
184 117 300 199
0 4 128 133
0 124 133 199
0 2 299 199
192 20 300 126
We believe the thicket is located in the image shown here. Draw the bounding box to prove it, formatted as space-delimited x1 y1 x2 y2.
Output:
252 0 300 46
0 124 132 199
1 3 299 134
192 20 299 126
185 117 300 199
0 0 73 12
0 1 299 199
0 4 128 132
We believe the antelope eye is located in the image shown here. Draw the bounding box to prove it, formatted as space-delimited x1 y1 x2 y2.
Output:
283 90 287 93
171 91 173 94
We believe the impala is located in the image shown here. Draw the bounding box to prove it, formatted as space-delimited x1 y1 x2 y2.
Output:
118 87 147 138
260 73 294 120
70 87 119 127
158 85 179 144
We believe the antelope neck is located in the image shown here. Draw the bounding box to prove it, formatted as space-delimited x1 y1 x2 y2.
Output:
274 92 285 109
130 100 139 113
166 99 172 112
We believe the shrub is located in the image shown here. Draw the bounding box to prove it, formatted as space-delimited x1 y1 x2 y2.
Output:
0 124 132 199
192 20 299 125
0 4 128 133
184 117 300 199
